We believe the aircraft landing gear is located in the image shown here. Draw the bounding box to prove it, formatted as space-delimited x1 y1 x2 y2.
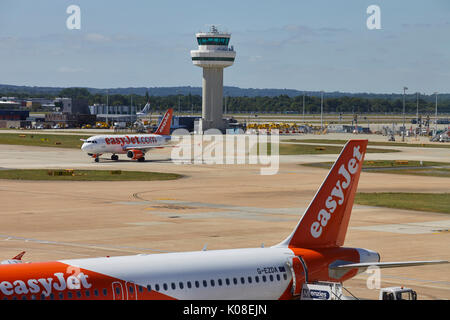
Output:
111 154 119 161
95 157 99 163
137 157 145 162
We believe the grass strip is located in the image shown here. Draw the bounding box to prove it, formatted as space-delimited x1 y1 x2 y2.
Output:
0 169 182 181
355 192 450 214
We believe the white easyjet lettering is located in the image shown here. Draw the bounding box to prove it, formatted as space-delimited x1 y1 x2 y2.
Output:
27 279 40 293
310 145 364 238
13 280 28 295
53 273 66 291
0 272 92 297
38 278 53 296
0 281 13 295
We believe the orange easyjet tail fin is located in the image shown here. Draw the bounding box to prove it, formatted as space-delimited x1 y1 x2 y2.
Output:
154 108 173 135
276 139 368 249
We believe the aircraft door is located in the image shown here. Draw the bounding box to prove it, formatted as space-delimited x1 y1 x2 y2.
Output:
125 282 138 300
286 256 308 297
112 282 125 300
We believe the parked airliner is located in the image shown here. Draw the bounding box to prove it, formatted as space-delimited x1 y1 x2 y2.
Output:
0 140 447 300
81 108 173 162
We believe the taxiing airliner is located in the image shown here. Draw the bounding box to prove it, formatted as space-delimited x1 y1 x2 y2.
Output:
81 108 173 162
0 139 447 300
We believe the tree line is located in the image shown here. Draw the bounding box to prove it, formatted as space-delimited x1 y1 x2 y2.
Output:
2 87 449 114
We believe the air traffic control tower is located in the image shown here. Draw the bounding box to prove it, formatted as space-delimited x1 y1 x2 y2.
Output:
191 26 236 132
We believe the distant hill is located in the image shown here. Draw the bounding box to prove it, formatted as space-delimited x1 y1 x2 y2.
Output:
0 84 448 102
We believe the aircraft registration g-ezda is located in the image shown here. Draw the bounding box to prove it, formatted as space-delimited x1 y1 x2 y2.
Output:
0 140 447 300
80 108 174 162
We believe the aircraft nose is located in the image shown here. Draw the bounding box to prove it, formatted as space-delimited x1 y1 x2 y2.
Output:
81 143 88 151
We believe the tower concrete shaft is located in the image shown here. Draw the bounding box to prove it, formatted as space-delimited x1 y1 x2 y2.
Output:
191 25 236 132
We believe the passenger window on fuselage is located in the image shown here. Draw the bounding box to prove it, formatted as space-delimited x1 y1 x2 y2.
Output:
171 283 176 290
283 273 287 281
255 276 259 283
147 285 152 292
195 281 200 288
248 276 252 284
262 275 267 282
240 277 245 284
163 283 168 291
225 278 230 286
218 279 222 286
68 292 73 299
103 288 108 296
203 280 207 288
269 275 274 282
210 280 215 287
187 281 192 289
233 278 238 285
276 274 281 281
155 284 160 291
179 282 184 289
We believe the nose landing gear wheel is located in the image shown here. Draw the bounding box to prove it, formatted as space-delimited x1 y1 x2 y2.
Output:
111 155 119 161
137 157 145 162
94 157 99 163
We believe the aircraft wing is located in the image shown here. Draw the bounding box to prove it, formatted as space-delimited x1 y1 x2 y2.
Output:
330 260 448 271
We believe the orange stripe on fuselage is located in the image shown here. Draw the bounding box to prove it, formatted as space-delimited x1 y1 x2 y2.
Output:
0 261 175 300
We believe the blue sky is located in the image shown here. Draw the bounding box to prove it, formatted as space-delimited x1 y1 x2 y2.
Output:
1 0 449 94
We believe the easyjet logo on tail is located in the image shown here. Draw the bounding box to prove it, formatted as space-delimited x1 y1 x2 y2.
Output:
159 113 170 130
310 145 364 238
155 109 173 135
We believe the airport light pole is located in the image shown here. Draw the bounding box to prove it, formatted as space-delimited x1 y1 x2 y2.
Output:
106 89 109 125
302 92 305 123
320 91 324 130
434 92 438 134
402 86 408 142
416 92 419 138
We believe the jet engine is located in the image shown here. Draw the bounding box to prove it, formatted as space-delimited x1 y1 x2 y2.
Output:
127 149 144 160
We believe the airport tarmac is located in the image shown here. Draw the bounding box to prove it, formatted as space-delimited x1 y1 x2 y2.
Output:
0 138 449 300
